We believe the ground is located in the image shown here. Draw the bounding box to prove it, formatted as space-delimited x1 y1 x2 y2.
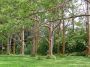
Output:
0 55 90 67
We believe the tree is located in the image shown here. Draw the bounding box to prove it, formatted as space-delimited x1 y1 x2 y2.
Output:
86 0 90 55
20 26 25 55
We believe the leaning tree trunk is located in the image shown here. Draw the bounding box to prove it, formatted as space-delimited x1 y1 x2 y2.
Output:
20 26 25 55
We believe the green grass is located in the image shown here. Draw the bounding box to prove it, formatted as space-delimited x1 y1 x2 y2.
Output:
0 55 90 67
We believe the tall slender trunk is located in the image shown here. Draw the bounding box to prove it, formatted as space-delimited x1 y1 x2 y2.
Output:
7 39 10 55
72 18 74 32
7 36 11 55
1 41 3 54
35 22 39 55
12 38 15 54
57 28 60 54
62 20 65 55
20 26 25 55
48 23 54 56
32 37 36 56
31 22 39 56
61 7 65 55
86 1 90 55
71 1 74 32
57 23 61 54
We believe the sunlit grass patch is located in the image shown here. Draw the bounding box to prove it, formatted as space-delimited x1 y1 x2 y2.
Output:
0 55 90 67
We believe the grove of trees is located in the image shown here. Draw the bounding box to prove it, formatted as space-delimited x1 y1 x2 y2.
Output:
0 0 90 57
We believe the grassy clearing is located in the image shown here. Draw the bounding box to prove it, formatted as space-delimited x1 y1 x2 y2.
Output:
0 55 90 67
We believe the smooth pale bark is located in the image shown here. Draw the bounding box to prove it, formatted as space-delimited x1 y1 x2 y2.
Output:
20 26 25 55
62 20 65 55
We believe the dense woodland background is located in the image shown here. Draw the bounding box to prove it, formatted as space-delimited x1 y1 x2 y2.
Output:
0 0 90 57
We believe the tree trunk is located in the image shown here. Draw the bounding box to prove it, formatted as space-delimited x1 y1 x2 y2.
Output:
48 23 54 56
72 18 74 32
1 41 3 54
20 26 25 55
31 22 39 56
7 36 11 55
35 22 39 55
71 1 74 32
12 38 15 54
62 20 65 55
87 1 90 55
31 37 36 56
57 23 61 54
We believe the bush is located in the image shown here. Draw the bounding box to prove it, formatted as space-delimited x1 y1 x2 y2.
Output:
65 30 87 54
37 44 48 55
37 38 48 55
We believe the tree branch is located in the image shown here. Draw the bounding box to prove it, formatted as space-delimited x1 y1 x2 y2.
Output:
49 14 90 22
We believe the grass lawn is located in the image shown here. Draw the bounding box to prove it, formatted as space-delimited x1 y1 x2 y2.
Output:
0 55 90 67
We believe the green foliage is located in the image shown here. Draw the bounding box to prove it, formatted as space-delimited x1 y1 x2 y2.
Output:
25 41 32 55
0 0 89 56
65 29 87 53
37 38 48 55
